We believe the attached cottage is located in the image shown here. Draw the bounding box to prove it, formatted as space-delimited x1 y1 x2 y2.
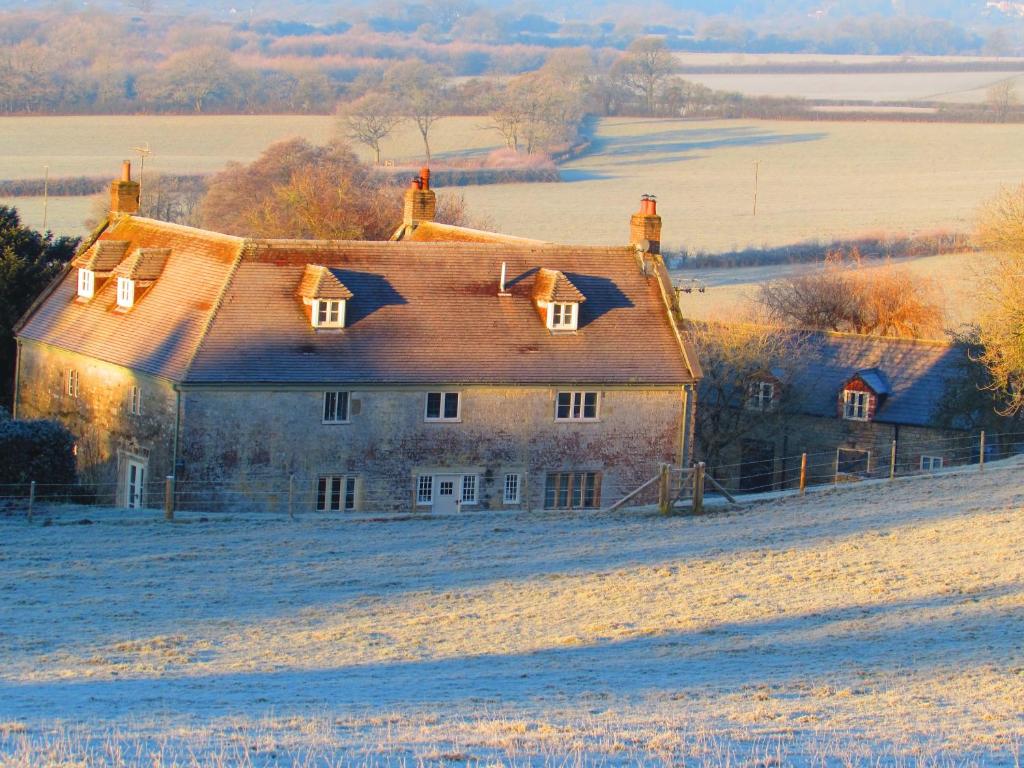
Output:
14 164 701 513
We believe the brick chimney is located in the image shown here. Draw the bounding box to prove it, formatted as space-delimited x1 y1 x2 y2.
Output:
110 160 140 216
403 167 436 226
630 194 662 254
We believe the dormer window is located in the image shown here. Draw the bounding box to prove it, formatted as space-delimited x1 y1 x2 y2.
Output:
550 302 577 331
532 268 586 332
314 299 345 328
748 380 775 411
843 389 870 421
77 269 95 299
116 277 135 308
298 265 352 330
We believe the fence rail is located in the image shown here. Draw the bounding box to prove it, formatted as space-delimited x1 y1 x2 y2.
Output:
0 430 1021 521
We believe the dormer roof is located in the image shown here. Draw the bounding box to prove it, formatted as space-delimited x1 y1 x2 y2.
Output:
848 368 890 396
112 248 171 281
73 240 129 272
298 264 353 300
532 268 586 304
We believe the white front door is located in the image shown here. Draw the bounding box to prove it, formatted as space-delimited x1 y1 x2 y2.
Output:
126 460 146 509
432 474 461 514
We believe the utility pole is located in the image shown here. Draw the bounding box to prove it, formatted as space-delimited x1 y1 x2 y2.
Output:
132 143 151 215
42 165 49 231
752 160 761 217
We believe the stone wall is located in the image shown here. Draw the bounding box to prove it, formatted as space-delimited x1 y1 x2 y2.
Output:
178 385 691 513
15 340 178 506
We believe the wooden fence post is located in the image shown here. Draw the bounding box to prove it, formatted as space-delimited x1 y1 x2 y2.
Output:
658 463 670 515
889 439 897 480
692 462 705 515
979 431 986 472
799 453 807 496
27 480 35 523
288 474 295 520
164 476 175 521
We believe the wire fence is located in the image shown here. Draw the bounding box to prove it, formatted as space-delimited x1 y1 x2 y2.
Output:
0 429 1022 521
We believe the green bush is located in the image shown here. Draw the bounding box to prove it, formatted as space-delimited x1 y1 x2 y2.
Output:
0 419 76 488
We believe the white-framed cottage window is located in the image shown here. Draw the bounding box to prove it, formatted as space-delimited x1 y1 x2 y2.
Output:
312 299 345 328
461 474 478 505
116 277 135 308
425 391 460 421
129 384 141 415
416 475 433 505
66 368 79 398
843 390 870 421
547 302 578 331
555 391 599 421
544 471 601 510
77 269 95 299
920 455 944 471
317 475 357 512
503 473 521 504
323 391 350 423
747 381 775 411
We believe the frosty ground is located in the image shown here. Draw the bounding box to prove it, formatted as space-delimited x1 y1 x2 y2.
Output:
1 461 1023 766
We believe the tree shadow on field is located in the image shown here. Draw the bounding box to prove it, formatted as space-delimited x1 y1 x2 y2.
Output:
3 584 1020 720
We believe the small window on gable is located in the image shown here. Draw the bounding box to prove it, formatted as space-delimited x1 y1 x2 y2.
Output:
298 265 352 329
747 381 775 411
116 277 135 308
532 268 586 332
77 269 95 299
425 391 460 421
843 389 870 421
129 385 141 416
555 391 599 421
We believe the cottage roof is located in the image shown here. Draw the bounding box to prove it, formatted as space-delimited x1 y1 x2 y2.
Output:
532 268 586 304
112 248 171 281
851 368 890 396
392 220 547 245
298 264 353 300
73 240 129 271
18 217 697 387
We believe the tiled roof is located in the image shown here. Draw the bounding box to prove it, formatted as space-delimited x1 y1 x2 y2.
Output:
393 220 548 245
112 248 171 281
532 268 586 304
186 240 696 386
74 240 128 271
17 217 244 381
789 332 961 427
297 264 354 300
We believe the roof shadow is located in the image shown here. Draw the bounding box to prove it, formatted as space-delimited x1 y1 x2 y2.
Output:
565 273 634 328
329 269 407 325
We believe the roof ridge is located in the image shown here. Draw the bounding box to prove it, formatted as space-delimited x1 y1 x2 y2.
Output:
125 216 245 245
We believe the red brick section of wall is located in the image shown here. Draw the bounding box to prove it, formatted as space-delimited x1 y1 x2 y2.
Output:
837 377 877 420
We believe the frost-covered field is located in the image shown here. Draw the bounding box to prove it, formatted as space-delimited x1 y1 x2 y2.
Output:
2 460 1023 766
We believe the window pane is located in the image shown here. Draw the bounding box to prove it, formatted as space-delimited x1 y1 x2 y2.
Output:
571 392 582 419
583 392 597 418
583 473 596 508
317 478 327 511
544 475 557 508
504 473 519 504
330 477 342 511
344 477 356 510
462 475 476 502
426 392 441 418
565 304 574 326
417 476 433 504
444 392 459 419
324 392 336 421
337 392 349 421
571 473 584 508
557 475 569 508
556 392 571 419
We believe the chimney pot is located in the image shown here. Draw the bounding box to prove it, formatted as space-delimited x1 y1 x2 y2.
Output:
420 167 430 190
648 195 657 216
122 160 132 182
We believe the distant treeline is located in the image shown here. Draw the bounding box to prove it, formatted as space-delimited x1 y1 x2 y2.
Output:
0 174 206 197
672 231 974 270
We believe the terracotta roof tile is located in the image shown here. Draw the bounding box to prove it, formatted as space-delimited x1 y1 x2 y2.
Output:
112 248 171 281
298 264 354 300
532 268 586 304
394 220 548 245
73 240 129 271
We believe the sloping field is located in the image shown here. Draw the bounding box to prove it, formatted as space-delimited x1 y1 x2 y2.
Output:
2 458 1023 765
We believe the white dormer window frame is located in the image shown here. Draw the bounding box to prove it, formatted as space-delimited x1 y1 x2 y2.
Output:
747 380 776 411
116 276 135 308
843 389 870 421
547 301 578 331
312 298 345 328
77 268 95 299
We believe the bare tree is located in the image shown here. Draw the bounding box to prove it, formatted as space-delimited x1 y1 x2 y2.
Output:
613 37 674 115
384 62 447 163
986 81 1018 122
140 47 237 113
974 182 1024 414
338 93 403 165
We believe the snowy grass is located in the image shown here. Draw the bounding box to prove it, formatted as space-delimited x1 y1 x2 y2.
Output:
2 458 1023 766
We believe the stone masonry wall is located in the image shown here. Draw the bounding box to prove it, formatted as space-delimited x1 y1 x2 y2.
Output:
178 385 689 513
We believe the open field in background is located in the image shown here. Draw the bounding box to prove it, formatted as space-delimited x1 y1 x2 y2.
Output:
680 71 1024 103
673 53 1024 67
2 458 1023 765
673 250 997 329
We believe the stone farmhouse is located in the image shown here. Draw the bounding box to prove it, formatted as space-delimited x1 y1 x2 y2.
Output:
711 330 974 492
14 163 701 513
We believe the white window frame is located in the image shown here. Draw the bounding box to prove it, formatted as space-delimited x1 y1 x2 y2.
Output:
747 380 775 411
77 268 95 299
503 473 521 505
843 390 870 421
425 391 461 422
66 368 79 398
547 301 578 331
461 474 478 505
555 391 599 421
416 475 433 505
129 384 141 416
312 298 345 329
317 475 358 512
322 391 350 424
116 276 135 308
920 455 944 471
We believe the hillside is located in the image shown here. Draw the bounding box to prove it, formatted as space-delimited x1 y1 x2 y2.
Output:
1 458 1023 765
